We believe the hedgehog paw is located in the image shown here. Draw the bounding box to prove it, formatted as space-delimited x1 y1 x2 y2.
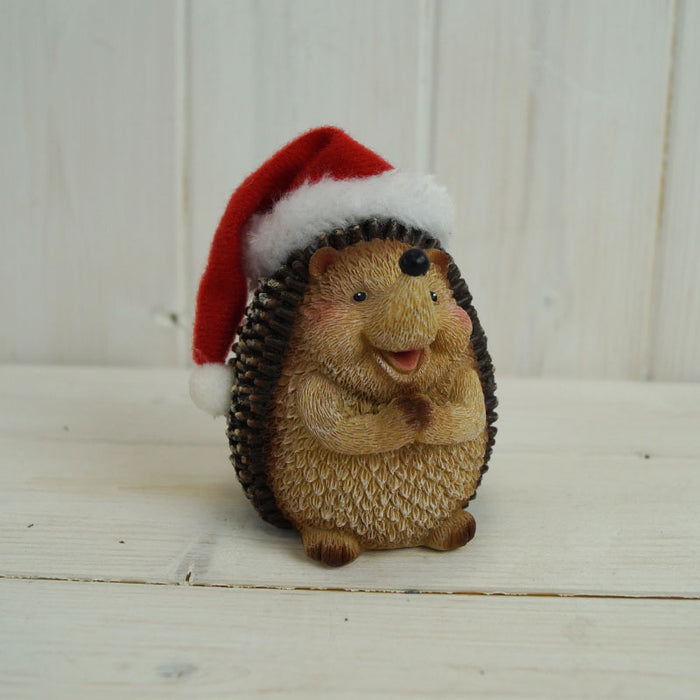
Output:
301 528 361 567
423 510 476 551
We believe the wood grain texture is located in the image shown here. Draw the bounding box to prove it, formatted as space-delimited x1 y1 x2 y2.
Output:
433 0 675 379
2 366 699 697
0 0 180 365
187 0 427 341
1 367 698 597
2 437 698 597
2 578 699 699
3 366 698 456
651 0 700 381
3 1 699 380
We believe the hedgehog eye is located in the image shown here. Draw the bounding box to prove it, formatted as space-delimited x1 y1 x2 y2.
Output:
430 291 438 302
353 291 367 302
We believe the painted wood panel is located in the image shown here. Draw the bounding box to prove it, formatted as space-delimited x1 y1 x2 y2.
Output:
2 367 699 597
2 579 699 698
4 436 698 596
433 0 675 379
2 1 699 380
0 0 180 365
186 0 429 350
3 365 699 457
651 0 700 381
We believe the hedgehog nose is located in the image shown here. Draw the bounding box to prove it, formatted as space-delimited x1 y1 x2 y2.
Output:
399 248 430 276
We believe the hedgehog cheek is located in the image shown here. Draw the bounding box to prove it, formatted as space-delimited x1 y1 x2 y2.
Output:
431 307 473 358
451 304 473 335
307 301 365 366
311 299 344 327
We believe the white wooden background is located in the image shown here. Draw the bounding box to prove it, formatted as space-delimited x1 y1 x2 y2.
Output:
2 0 698 380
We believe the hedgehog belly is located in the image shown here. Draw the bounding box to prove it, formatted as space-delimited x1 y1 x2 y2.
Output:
268 433 486 550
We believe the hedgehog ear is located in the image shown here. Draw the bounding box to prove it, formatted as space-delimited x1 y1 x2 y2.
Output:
426 248 450 277
309 247 339 279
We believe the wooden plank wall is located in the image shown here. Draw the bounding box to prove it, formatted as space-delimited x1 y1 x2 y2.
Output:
2 0 698 380
1 0 181 366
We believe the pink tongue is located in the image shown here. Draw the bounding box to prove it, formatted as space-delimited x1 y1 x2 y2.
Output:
389 349 422 372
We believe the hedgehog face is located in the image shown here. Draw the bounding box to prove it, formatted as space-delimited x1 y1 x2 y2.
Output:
298 238 473 402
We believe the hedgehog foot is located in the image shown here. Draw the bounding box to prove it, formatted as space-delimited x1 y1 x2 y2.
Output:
301 527 362 567
423 509 476 551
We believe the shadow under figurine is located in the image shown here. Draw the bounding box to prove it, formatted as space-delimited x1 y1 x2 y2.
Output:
190 127 497 566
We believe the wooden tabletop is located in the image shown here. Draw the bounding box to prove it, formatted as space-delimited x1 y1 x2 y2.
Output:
1 365 698 698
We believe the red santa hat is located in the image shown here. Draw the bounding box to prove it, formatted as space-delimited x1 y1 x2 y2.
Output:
190 126 454 415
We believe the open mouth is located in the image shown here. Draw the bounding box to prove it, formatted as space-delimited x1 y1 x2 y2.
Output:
380 348 424 374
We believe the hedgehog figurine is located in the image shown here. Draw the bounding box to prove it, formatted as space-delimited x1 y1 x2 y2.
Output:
190 127 497 567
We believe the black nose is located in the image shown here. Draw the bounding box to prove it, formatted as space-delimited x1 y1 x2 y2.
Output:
399 248 430 276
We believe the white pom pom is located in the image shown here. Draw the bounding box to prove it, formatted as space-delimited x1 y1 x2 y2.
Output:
189 363 235 416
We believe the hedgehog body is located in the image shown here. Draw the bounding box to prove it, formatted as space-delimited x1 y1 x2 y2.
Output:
227 221 497 566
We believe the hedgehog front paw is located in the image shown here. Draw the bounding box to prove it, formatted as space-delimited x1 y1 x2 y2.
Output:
423 509 476 551
301 527 362 567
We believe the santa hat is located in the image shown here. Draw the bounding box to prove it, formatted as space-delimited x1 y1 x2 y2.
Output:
190 126 454 415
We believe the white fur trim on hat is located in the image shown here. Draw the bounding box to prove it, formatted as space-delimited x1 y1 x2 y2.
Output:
189 363 235 416
244 170 454 281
